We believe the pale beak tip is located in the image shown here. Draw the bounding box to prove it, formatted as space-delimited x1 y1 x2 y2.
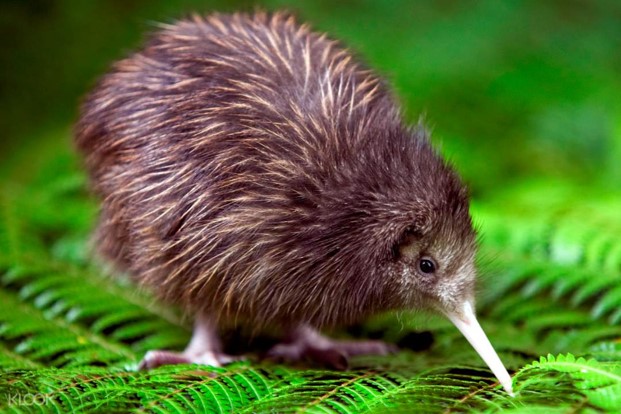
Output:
444 300 515 396
501 378 515 397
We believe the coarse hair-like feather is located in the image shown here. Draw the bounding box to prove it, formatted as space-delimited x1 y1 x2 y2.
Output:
75 11 472 329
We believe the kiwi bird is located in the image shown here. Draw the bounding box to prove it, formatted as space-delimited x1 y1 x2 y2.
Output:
75 11 513 394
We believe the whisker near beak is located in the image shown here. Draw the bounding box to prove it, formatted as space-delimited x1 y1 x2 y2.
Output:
444 300 514 396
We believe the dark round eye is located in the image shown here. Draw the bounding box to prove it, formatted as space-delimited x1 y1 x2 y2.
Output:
418 257 436 274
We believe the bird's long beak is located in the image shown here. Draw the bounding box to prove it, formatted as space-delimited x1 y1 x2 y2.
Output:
444 300 514 395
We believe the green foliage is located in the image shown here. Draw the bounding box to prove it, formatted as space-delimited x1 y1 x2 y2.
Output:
0 150 620 412
519 354 621 411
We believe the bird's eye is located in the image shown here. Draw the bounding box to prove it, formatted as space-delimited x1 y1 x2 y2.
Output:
418 257 436 274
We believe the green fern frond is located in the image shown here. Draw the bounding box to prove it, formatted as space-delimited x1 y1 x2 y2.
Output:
473 185 621 331
2 154 621 411
517 353 621 411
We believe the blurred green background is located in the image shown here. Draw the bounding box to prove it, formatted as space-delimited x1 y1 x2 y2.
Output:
1 0 620 195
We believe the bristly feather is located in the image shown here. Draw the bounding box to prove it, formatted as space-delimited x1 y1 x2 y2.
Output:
75 11 472 329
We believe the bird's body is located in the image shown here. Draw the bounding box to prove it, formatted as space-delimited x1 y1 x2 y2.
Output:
76 12 513 394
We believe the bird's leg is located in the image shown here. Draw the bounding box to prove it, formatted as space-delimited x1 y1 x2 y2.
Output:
267 324 397 370
138 314 237 369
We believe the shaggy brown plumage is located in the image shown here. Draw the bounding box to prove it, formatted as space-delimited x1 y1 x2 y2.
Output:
75 11 475 331
74 14 517 393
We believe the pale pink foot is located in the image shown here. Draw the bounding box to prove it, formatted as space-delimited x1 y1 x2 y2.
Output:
138 315 238 370
267 325 397 370
138 349 238 369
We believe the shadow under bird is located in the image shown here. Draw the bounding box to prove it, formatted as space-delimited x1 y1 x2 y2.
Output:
75 11 513 395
